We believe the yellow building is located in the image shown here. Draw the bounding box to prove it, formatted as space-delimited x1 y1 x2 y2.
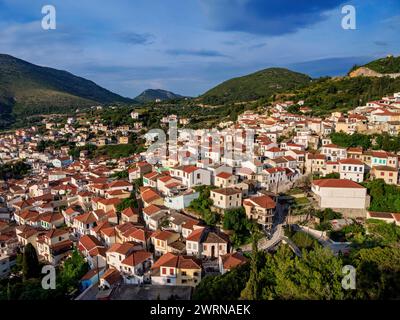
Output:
371 166 399 185
151 252 202 287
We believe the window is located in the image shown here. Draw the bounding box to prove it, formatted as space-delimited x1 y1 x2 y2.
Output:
182 271 187 276
381 172 385 176
182 279 187 284
162 268 167 275
389 173 393 177
204 245 207 250
170 268 174 275
167 279 171 283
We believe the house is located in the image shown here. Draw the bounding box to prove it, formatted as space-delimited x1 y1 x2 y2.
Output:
311 179 369 216
106 242 141 271
73 212 98 236
120 227 152 250
164 189 199 210
322 161 339 177
219 252 248 275
78 234 107 269
62 206 82 227
305 153 326 174
371 151 398 169
243 195 276 229
170 165 211 188
140 187 164 207
268 156 297 169
121 207 139 223
128 162 153 182
167 211 199 235
320 144 347 161
120 250 153 284
150 230 180 256
16 226 41 248
151 252 202 287
99 267 122 289
371 166 399 185
93 198 121 213
264 147 285 159
338 159 365 183
39 212 65 230
36 229 73 265
142 204 169 231
52 156 72 168
214 172 237 188
186 227 229 259
210 188 242 212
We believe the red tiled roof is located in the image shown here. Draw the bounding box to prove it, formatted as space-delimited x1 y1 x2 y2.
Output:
312 179 365 189
186 227 205 242
244 195 276 209
221 252 248 270
216 172 233 179
152 252 201 270
339 159 364 165
121 250 152 267
143 204 162 216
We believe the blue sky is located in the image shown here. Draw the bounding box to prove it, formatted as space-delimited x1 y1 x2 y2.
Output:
0 0 399 98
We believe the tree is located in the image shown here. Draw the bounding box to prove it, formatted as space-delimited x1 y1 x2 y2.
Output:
270 246 346 299
116 192 138 213
193 263 250 300
22 244 40 281
240 230 262 300
223 207 253 246
58 249 89 294
354 247 400 299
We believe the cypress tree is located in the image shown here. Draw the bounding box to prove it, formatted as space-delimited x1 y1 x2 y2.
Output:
22 243 40 281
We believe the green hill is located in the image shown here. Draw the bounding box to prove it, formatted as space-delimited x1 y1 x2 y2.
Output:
0 54 134 128
363 55 400 74
200 68 311 105
134 89 184 103
283 75 400 116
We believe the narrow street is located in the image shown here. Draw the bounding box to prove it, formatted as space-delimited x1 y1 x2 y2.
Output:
240 198 288 252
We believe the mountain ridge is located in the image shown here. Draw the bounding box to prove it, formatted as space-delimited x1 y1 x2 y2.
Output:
0 53 135 128
134 89 184 103
200 67 312 105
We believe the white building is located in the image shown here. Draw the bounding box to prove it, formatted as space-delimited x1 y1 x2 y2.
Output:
338 159 365 183
312 179 368 210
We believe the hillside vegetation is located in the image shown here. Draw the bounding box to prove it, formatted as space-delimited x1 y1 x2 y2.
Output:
201 68 311 105
287 76 400 116
364 55 400 74
0 54 134 128
134 89 184 103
